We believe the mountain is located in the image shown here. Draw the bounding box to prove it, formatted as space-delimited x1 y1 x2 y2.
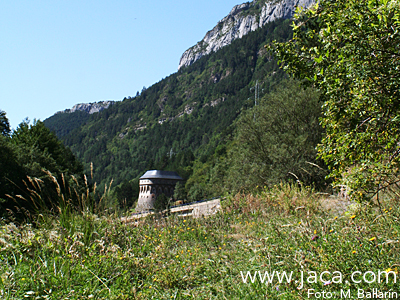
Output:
44 16 293 199
43 0 324 204
44 101 115 138
178 0 315 69
60 101 115 114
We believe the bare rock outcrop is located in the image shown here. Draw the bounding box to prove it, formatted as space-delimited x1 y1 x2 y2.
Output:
178 0 315 69
57 101 115 115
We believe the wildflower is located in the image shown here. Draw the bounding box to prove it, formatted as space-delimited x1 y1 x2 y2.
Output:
314 230 317 234
352 250 356 254
350 215 356 219
324 281 332 286
311 235 319 241
298 221 302 225
369 237 376 241
334 216 338 220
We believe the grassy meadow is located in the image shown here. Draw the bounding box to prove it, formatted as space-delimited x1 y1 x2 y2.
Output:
0 183 399 299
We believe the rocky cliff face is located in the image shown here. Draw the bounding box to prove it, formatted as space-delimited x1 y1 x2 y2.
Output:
178 0 315 69
57 101 115 115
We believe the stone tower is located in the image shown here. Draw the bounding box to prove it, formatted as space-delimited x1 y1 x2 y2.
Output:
135 170 183 212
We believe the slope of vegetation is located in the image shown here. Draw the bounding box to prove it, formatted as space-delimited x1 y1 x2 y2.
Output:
1 0 399 298
186 78 326 199
44 110 90 138
0 112 85 220
0 184 398 299
44 18 302 207
270 0 400 203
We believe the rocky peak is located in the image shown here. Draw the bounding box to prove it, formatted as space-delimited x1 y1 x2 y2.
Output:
57 101 115 115
229 2 252 15
178 0 315 70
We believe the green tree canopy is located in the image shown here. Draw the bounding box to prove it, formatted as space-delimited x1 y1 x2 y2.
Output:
153 193 169 213
227 79 325 191
0 110 11 137
113 179 138 209
173 181 186 201
269 0 400 201
0 118 84 219
11 119 83 177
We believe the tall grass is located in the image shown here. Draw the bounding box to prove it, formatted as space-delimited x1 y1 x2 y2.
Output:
0 180 399 299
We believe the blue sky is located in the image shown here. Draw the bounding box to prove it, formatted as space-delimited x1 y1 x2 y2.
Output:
1 0 242 129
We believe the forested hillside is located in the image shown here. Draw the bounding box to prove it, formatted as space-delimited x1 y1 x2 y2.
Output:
44 110 90 138
45 18 324 206
0 111 85 219
2 0 399 297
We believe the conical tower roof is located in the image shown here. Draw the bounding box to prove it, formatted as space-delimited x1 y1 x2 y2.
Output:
139 170 183 180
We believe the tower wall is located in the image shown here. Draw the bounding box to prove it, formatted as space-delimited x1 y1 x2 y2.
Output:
136 178 179 212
